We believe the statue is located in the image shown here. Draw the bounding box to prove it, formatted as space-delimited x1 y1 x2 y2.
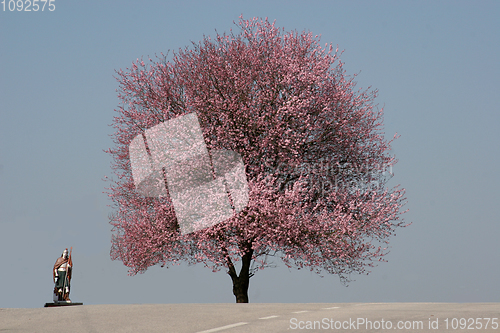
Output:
44 247 82 307
53 248 72 302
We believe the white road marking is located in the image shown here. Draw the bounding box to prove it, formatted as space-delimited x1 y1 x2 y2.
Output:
196 322 248 333
292 310 309 313
259 315 279 320
322 306 340 310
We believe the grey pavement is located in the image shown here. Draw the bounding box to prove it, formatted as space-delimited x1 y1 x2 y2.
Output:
1 303 499 332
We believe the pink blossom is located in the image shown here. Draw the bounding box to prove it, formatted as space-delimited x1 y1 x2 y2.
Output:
106 17 407 303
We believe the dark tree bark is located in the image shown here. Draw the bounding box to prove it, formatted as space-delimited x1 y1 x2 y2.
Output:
227 246 253 303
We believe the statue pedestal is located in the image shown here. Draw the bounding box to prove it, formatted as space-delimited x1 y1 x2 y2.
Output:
44 302 83 307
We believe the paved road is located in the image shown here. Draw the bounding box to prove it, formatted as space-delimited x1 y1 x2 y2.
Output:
1 303 499 332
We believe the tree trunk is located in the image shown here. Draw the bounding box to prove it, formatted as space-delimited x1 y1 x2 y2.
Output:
227 247 253 303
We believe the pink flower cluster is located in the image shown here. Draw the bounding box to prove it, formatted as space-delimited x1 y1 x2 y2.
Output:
106 16 407 285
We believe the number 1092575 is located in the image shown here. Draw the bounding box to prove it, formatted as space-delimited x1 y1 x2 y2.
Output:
2 0 55 11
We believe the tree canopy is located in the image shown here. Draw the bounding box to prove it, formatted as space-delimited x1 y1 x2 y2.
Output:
106 16 407 303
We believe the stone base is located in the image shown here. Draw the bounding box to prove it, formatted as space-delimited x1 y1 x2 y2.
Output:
44 302 83 307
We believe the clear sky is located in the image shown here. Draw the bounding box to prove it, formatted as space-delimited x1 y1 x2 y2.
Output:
1 0 499 308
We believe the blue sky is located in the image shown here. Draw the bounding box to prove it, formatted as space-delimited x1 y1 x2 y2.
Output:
1 0 499 308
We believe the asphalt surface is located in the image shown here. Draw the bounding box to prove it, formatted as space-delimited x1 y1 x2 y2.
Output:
1 303 499 332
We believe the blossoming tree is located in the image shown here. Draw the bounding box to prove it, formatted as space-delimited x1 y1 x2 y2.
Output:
106 17 407 303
